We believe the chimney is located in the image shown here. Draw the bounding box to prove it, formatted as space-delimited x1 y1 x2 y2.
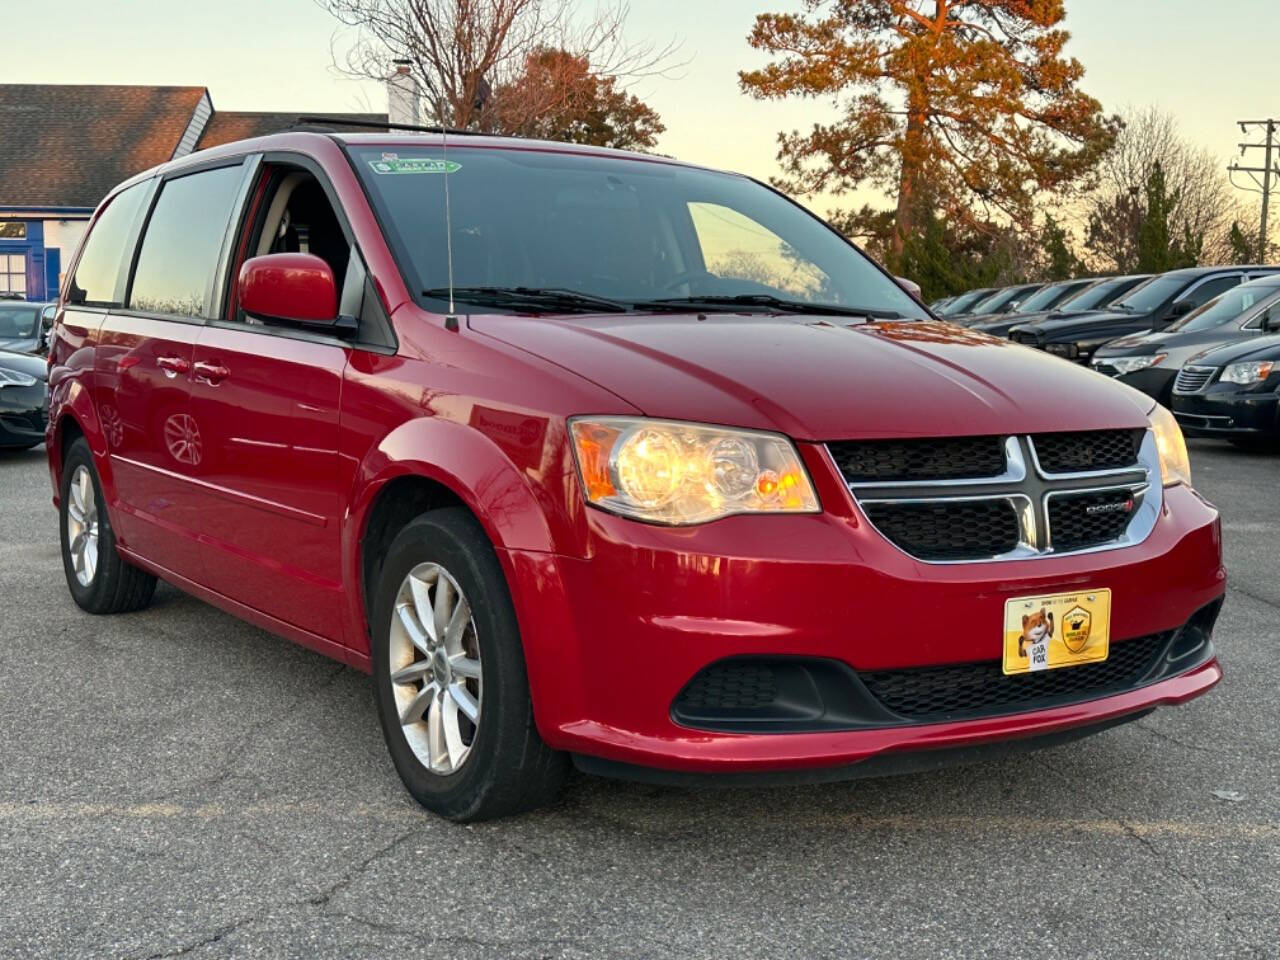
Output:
388 61 420 126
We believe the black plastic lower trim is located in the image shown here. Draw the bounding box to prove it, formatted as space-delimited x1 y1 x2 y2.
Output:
573 710 1154 788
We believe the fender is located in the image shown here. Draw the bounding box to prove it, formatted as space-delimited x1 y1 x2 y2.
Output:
341 414 587 644
47 378 112 511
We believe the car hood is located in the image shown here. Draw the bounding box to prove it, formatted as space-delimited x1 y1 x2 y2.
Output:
1186 333 1280 367
1095 328 1252 361
1011 309 1154 342
469 313 1153 439
0 348 47 381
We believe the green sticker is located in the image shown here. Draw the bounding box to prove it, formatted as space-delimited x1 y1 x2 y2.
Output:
368 157 461 175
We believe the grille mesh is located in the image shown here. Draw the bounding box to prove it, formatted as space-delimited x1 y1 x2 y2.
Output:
1174 366 1216 394
827 436 1006 483
862 499 1021 560
675 662 778 711
1032 430 1140 473
860 633 1166 721
1048 490 1136 551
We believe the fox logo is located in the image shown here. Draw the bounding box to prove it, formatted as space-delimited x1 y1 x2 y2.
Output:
1019 608 1054 658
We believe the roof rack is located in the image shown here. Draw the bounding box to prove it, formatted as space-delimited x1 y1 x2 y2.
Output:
293 116 480 136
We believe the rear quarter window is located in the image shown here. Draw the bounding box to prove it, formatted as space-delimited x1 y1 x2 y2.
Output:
67 183 148 307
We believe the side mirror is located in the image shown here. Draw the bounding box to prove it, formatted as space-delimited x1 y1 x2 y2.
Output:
1169 300 1195 318
895 276 922 300
239 253 339 327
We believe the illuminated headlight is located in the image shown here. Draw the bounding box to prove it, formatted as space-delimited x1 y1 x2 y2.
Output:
1221 360 1275 385
1098 354 1167 376
0 368 37 388
1148 404 1191 487
1045 343 1077 358
569 417 819 525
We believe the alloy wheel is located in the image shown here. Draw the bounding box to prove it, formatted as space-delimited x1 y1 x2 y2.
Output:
65 465 99 587
388 562 483 775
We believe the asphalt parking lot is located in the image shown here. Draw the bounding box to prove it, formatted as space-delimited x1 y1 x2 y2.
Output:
0 440 1277 959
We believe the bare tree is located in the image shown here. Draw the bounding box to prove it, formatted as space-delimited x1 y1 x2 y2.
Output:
1084 106 1234 270
319 0 678 132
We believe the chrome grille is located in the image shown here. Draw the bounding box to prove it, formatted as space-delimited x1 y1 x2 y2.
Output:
1173 366 1216 394
831 432 1159 563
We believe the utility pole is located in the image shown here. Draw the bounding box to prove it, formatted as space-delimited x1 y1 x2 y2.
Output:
1229 119 1280 262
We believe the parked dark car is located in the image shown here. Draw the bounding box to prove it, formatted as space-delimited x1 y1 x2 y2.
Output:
1010 266 1280 362
0 301 54 354
969 274 1151 338
934 286 997 318
1092 276 1280 403
962 277 1097 330
955 283 1043 323
0 348 48 450
1171 333 1280 449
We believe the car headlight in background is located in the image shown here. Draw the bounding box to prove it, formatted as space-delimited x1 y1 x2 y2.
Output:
0 368 37 388
569 417 819 524
1095 354 1167 376
1221 360 1275 385
1148 404 1191 487
1045 343 1077 358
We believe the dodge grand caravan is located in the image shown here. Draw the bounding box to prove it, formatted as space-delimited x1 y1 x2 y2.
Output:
47 132 1225 821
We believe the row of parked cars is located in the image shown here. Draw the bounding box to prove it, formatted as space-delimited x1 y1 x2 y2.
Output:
0 296 53 450
931 267 1280 449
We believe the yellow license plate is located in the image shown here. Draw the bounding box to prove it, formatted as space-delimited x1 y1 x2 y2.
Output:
1003 589 1111 675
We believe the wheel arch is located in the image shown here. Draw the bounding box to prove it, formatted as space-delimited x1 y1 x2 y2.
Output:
343 415 579 657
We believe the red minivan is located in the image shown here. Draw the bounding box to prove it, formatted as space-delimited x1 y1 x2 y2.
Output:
46 132 1224 820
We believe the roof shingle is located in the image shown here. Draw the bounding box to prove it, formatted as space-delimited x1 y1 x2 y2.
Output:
0 84 208 209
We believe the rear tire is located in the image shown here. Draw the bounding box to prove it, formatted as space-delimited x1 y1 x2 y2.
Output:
59 437 156 614
371 507 568 821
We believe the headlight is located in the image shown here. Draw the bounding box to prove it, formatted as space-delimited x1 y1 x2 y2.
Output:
1045 343 1077 358
1221 360 1275 385
1098 354 1166 376
1148 404 1191 487
569 417 820 525
0 368 37 388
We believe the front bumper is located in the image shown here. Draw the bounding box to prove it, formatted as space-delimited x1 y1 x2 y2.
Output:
1092 363 1177 402
1173 386 1280 436
0 383 47 448
505 479 1225 776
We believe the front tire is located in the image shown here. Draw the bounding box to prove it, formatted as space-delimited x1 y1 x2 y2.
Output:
59 437 156 614
371 508 568 821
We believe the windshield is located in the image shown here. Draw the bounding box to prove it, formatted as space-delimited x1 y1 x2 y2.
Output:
353 145 925 318
969 286 1029 314
1114 274 1186 313
1012 281 1080 314
1057 277 1129 311
0 303 38 339
937 289 992 315
1167 283 1280 332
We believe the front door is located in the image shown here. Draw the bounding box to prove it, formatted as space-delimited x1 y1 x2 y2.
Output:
186 326 348 639
183 161 355 641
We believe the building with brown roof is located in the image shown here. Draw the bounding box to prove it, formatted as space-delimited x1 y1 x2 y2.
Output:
0 84 385 301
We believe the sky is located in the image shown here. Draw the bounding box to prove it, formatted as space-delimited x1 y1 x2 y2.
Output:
4 0 1276 220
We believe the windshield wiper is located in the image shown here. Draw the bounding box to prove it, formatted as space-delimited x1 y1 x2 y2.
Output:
633 294 907 320
422 286 630 314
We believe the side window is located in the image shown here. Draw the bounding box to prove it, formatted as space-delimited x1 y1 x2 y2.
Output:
130 164 246 319
1180 275 1240 309
67 183 148 307
687 201 831 300
243 170 351 315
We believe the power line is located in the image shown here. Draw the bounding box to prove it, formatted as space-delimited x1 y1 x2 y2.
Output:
1228 119 1280 262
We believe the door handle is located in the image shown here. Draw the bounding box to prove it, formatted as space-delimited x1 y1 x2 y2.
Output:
193 361 231 384
156 355 190 377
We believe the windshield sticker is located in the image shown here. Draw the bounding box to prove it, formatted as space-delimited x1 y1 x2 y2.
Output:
368 158 461 175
